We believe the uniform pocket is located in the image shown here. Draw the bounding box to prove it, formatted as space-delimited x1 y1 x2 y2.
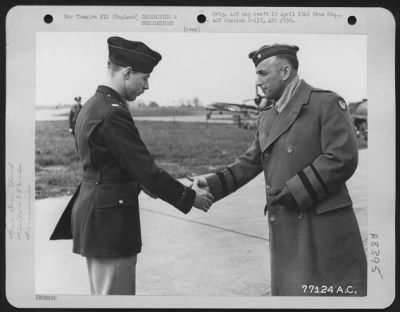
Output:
314 187 352 215
93 184 141 248
95 184 139 209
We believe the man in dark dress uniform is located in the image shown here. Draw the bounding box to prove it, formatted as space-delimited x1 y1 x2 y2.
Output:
196 44 367 296
50 36 213 295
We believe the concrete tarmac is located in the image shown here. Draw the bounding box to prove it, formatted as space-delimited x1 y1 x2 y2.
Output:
35 150 367 296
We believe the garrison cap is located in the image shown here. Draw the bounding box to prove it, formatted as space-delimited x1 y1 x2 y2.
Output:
107 36 162 73
249 44 299 67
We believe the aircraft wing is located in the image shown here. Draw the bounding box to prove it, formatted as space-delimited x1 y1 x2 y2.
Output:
206 102 259 112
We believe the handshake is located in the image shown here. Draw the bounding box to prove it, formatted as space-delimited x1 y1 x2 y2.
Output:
190 176 213 213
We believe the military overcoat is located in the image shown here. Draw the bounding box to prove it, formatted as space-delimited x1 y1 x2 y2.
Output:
50 86 195 258
206 80 367 296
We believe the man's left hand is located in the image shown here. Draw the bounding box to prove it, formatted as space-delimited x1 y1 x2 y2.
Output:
269 185 297 208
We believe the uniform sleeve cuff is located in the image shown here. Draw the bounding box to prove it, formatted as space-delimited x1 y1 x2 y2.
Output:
206 174 224 202
176 187 195 214
286 176 313 210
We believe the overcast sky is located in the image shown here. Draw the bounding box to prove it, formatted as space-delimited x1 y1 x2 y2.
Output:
36 32 366 106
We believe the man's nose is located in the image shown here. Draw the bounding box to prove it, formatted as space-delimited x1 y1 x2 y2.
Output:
144 81 149 90
256 76 262 86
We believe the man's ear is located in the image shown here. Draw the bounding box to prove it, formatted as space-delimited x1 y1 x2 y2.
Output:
281 65 291 81
124 67 133 80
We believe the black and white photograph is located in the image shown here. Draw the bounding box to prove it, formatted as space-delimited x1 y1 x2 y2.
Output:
5 6 395 309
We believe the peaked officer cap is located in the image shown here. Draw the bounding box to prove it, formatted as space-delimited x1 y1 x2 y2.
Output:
107 36 162 73
249 44 299 67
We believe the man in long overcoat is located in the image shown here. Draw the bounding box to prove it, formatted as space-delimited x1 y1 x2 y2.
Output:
196 44 367 296
50 36 213 295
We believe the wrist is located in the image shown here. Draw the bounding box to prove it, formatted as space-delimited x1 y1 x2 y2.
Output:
175 186 195 214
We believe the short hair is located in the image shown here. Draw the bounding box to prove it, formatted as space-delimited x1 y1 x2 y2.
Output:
107 59 125 74
276 54 299 71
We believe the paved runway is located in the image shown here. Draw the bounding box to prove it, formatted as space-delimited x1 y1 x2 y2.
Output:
35 150 367 296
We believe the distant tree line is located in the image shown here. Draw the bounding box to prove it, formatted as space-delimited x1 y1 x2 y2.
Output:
132 97 202 108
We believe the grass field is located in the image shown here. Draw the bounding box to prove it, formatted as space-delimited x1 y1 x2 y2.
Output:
35 120 257 199
36 119 367 199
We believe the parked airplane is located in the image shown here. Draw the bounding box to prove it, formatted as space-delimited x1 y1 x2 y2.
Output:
207 83 368 139
205 87 272 129
206 101 260 113
205 99 262 129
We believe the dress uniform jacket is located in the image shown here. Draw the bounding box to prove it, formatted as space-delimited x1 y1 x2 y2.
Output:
50 86 195 258
206 80 367 296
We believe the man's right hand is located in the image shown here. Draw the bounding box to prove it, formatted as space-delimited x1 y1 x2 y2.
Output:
193 176 210 192
192 179 214 212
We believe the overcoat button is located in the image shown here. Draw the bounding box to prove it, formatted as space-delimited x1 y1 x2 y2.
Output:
298 213 304 220
270 215 276 222
118 200 124 204
266 184 271 190
287 146 294 154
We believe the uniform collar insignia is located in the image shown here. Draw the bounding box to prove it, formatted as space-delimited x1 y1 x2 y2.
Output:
97 85 125 104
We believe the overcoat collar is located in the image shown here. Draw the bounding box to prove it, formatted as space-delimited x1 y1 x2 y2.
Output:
263 80 313 151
